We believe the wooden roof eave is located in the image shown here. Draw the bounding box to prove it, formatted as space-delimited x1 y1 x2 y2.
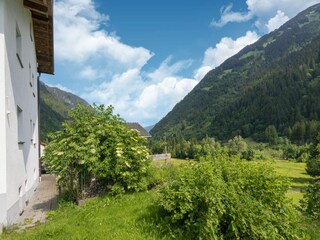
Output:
23 0 48 13
23 0 54 75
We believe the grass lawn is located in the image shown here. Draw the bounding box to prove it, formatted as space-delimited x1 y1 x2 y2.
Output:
1 192 161 240
272 160 314 205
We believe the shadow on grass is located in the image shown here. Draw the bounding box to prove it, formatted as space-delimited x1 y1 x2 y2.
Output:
136 204 184 240
291 177 312 184
290 177 313 193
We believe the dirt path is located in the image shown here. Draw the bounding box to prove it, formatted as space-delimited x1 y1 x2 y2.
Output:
16 174 59 230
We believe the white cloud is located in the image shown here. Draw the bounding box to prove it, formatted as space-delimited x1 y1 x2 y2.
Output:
246 0 320 17
79 66 99 80
211 3 253 27
54 0 153 79
212 0 320 32
266 10 289 32
82 59 199 125
194 66 212 81
134 77 198 120
46 83 74 94
147 57 193 83
82 68 143 107
194 31 260 80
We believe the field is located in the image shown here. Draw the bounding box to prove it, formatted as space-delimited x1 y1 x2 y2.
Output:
272 160 313 205
1 158 319 239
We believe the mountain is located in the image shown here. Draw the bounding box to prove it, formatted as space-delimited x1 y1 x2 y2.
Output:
39 81 89 142
151 4 320 141
145 124 155 132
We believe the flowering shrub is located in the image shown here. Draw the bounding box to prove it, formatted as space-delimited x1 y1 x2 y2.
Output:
42 104 151 201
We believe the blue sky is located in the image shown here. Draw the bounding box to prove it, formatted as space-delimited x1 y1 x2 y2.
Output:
43 0 320 127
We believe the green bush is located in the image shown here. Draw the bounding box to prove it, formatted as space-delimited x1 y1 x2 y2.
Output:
241 148 254 161
155 156 302 239
42 104 151 201
147 163 177 189
282 141 310 162
306 132 320 177
301 180 320 220
227 135 247 156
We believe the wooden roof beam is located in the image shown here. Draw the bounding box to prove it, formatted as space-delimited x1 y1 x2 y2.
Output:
23 0 48 13
31 11 49 22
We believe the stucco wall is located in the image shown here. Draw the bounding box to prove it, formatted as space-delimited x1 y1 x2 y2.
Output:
0 0 7 226
1 0 39 226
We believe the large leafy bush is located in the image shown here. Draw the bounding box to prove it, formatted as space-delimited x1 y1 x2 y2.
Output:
155 156 302 239
306 132 320 177
302 180 320 220
303 132 320 219
42 104 151 201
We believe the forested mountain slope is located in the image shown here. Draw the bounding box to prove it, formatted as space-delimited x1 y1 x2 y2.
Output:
39 81 89 141
151 3 320 141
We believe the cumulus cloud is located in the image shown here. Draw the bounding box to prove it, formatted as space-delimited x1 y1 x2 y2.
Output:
134 77 198 121
79 66 99 79
54 0 153 79
211 3 253 27
212 0 320 32
147 57 193 83
266 10 290 32
46 83 75 94
194 31 260 80
82 59 199 125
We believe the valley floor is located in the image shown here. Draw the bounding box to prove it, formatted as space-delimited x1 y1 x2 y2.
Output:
1 159 319 240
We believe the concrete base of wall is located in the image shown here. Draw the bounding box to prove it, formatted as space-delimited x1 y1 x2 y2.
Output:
6 198 19 226
4 177 39 226
0 193 6 226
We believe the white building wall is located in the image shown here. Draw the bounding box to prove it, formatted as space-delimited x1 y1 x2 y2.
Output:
0 0 7 226
1 0 39 226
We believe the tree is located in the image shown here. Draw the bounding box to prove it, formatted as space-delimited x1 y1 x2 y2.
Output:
291 121 306 144
306 132 320 177
265 125 278 144
301 181 320 220
227 135 247 156
42 104 151 202
303 132 320 219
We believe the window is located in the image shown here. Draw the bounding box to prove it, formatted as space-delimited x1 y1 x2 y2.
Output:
17 106 24 144
29 64 36 97
25 179 28 192
30 22 33 42
32 73 35 97
29 64 32 86
16 23 23 68
33 122 36 143
30 119 36 144
6 96 10 115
